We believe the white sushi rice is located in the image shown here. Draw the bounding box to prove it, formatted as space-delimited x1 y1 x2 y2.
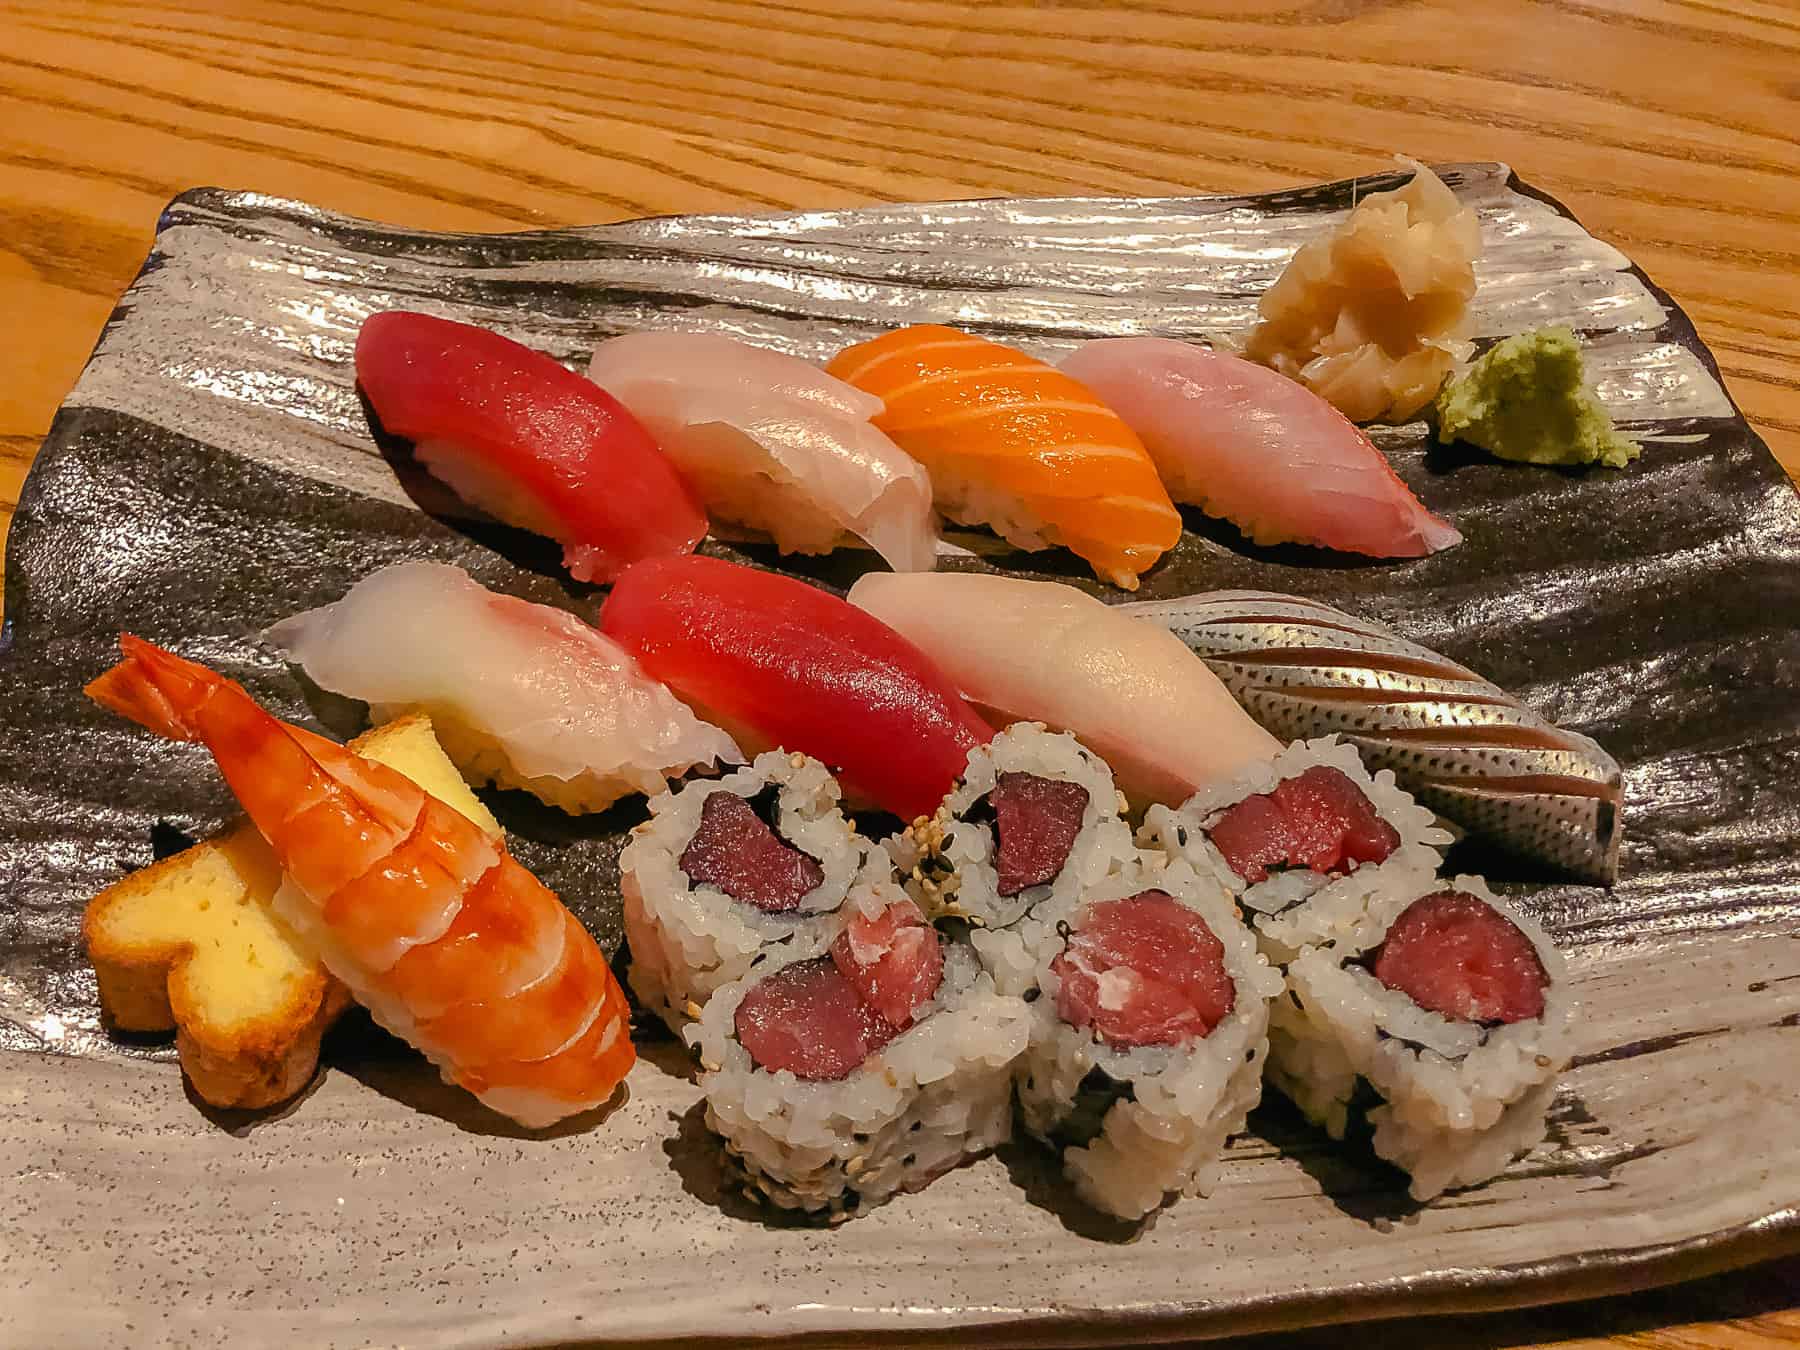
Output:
888 723 1135 930
947 481 1139 590
688 891 1032 1218
384 711 696 817
988 854 1282 1220
947 480 1054 556
1142 735 1449 964
1268 873 1574 1200
621 749 869 1031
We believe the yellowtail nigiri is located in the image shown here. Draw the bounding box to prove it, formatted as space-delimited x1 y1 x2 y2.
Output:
1061 337 1460 558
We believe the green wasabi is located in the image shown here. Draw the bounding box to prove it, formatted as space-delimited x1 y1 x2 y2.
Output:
1433 325 1640 468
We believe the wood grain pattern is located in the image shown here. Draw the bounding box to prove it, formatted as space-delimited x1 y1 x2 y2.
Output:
0 2 1793 1346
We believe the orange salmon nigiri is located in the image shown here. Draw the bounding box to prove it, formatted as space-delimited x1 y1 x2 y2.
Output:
827 325 1182 590
87 636 634 1128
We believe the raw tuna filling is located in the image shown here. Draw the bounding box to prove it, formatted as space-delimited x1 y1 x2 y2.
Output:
1051 890 1236 1049
679 788 824 913
738 901 945 1081
830 900 945 1030
733 959 895 1081
1370 891 1549 1024
1207 765 1400 884
987 772 1090 897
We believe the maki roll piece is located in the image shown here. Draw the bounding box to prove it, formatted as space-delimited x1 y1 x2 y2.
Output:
891 723 1135 932
1269 875 1573 1200
622 749 868 1030
689 880 1031 1219
999 855 1283 1221
1144 735 1449 964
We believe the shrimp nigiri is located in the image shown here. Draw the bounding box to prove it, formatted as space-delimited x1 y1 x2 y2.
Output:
356 312 706 583
826 324 1182 590
586 331 938 572
1060 338 1460 557
86 636 634 1128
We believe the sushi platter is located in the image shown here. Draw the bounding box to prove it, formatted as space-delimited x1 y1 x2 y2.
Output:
2 162 1798 1346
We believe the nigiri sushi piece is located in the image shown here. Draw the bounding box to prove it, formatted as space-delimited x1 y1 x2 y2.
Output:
846 572 1280 808
356 312 706 583
266 561 742 814
1060 338 1459 557
586 332 938 572
826 324 1182 590
600 555 993 820
86 637 635 1128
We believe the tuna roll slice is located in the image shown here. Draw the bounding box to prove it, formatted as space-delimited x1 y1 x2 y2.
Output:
622 749 868 1030
690 881 1030 1219
1144 735 1449 964
891 722 1134 931
1268 874 1572 1200
983 854 1281 1221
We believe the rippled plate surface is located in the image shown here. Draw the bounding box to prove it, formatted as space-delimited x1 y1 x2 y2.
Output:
2 164 1798 1347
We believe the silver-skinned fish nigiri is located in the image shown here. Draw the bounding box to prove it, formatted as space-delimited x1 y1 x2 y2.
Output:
1121 590 1622 883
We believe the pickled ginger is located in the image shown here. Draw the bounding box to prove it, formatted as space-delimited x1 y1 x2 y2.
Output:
1244 160 1480 424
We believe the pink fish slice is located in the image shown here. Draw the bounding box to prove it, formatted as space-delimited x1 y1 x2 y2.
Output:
1060 336 1460 559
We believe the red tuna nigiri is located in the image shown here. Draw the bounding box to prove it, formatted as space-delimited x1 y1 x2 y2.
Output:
1060 337 1459 558
356 312 707 582
601 555 992 819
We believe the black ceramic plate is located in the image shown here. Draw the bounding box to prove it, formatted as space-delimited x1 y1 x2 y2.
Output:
2 164 1797 1348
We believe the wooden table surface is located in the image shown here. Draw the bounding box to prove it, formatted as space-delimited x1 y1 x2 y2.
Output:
1 1 1796 1345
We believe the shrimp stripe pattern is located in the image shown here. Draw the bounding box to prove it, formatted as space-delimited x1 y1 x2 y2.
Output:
826 324 1182 591
85 635 634 1128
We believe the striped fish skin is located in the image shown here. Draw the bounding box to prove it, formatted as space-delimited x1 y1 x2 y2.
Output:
1121 590 1622 884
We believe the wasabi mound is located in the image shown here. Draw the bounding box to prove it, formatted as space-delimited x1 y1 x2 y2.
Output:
1434 326 1641 469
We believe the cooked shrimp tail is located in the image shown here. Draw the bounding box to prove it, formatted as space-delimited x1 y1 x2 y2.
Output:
84 634 216 741
87 635 635 1127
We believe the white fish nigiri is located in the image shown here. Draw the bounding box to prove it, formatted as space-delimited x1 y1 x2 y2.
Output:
267 561 742 813
586 332 939 572
846 572 1280 806
1060 337 1460 558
